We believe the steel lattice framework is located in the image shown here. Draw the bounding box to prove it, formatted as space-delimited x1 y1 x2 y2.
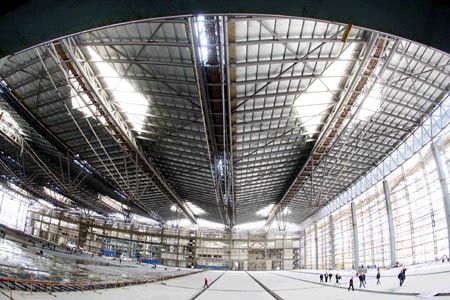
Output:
0 15 448 228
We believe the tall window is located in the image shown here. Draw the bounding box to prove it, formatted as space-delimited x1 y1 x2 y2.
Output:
317 218 331 269
388 142 449 265
355 182 390 267
436 127 450 260
332 203 354 269
305 225 316 269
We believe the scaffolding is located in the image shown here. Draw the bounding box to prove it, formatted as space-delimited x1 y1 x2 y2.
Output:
26 209 300 271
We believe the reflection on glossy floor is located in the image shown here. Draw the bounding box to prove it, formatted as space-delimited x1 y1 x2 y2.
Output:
0 238 195 283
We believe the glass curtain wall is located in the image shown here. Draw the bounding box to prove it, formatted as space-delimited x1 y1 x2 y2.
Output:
298 231 306 268
332 203 354 269
305 225 316 269
354 182 391 267
317 217 331 269
300 125 450 269
436 126 450 260
388 143 448 265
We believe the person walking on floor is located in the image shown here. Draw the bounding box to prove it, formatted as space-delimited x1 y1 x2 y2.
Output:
324 272 328 283
335 273 339 284
328 273 332 282
348 276 354 291
399 267 407 286
320 273 324 282
358 273 365 288
203 277 209 288
376 268 381 285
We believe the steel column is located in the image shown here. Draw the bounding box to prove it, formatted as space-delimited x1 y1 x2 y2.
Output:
314 222 319 269
351 202 359 269
303 229 307 269
329 214 335 269
431 141 450 257
382 180 397 267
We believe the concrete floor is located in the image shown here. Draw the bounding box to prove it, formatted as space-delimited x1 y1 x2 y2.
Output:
4 263 450 300
197 271 273 300
2 237 450 300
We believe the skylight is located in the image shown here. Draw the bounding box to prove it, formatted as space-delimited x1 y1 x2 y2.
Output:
43 187 73 205
357 87 382 120
167 218 193 227
235 220 266 230
257 203 291 217
132 214 159 225
185 201 206 216
294 43 357 137
194 15 210 63
197 218 225 229
256 203 275 217
0 109 24 137
99 194 129 212
235 220 299 231
355 56 384 121
7 181 30 197
85 47 148 134
70 75 106 125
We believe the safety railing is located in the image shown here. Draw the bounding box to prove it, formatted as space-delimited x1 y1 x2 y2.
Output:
0 269 204 298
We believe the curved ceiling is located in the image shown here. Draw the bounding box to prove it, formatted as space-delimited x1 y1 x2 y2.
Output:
0 15 449 229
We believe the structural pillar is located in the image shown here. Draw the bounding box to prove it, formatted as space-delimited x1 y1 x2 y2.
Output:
303 229 307 269
329 215 335 269
314 222 319 270
431 140 450 257
351 202 359 269
383 180 397 267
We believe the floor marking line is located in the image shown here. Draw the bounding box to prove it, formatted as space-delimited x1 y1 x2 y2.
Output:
246 271 284 300
189 271 226 300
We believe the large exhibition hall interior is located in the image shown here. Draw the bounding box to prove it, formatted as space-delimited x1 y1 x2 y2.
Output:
0 1 449 299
